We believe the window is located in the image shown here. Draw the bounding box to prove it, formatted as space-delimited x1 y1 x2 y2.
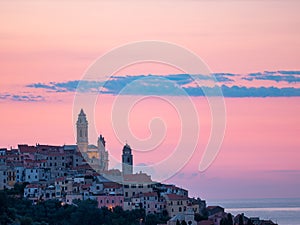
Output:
125 192 128 197
138 184 143 188
3 179 6 183
112 200 114 203
132 192 135 196
124 185 129 188
131 185 136 188
179 207 182 212
147 204 150 208
106 200 109 203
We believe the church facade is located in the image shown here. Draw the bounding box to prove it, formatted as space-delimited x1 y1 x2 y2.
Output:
76 109 109 172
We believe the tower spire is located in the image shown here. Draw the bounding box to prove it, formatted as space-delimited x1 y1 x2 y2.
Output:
76 108 88 152
122 143 133 175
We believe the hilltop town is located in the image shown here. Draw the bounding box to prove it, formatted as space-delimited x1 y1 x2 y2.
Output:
0 110 277 225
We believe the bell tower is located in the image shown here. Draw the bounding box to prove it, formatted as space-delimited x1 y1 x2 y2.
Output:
76 109 88 152
122 143 133 175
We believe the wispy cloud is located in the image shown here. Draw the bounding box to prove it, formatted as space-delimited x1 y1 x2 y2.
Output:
242 70 300 83
0 93 45 102
26 73 300 97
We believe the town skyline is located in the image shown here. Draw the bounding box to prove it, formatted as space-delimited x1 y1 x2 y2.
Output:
1 0 300 201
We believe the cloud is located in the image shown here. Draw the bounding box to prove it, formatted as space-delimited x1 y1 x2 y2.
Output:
27 80 106 93
25 72 300 98
0 93 45 102
212 73 235 83
26 73 232 93
277 70 300 75
243 70 300 83
183 85 300 97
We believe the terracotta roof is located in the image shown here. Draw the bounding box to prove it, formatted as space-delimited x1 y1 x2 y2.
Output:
103 182 122 189
26 184 40 188
19 145 37 153
123 173 153 183
141 192 158 197
56 177 66 182
164 194 188 201
72 164 92 170
197 220 214 225
81 183 91 189
207 206 224 210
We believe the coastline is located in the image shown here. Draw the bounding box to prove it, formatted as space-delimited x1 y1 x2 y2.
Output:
207 198 300 225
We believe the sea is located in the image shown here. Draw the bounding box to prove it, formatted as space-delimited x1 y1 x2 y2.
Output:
207 198 300 225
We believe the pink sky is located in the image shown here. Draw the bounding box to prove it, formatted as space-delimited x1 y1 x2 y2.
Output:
0 0 300 199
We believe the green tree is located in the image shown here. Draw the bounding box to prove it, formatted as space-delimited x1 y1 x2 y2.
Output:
145 214 159 225
247 219 254 225
194 213 208 222
238 214 244 225
227 213 233 225
70 199 102 225
181 220 187 225
20 216 33 225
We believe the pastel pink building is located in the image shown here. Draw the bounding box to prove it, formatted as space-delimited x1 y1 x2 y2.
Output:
96 195 124 209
